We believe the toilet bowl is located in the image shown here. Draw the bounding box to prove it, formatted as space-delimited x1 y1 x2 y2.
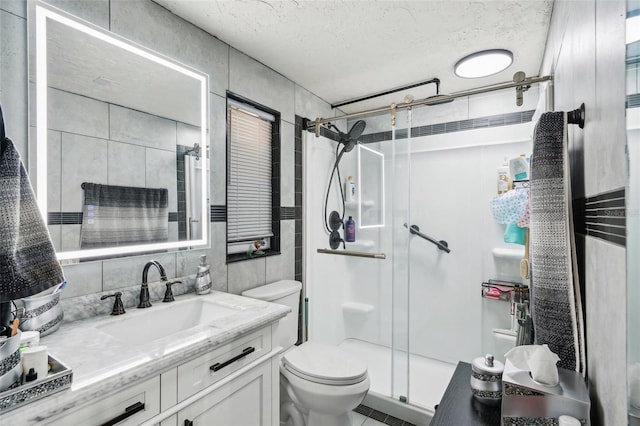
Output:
280 341 370 426
241 280 370 426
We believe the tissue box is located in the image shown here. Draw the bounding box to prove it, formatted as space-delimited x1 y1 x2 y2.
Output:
501 359 590 425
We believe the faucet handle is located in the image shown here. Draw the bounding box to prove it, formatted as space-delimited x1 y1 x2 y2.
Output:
101 292 126 315
162 281 182 303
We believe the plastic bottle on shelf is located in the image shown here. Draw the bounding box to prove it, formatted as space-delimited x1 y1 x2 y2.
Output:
497 158 511 194
509 153 530 182
345 216 356 242
345 176 356 202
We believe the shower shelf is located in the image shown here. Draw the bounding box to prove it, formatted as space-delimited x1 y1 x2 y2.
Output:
316 248 386 259
346 240 375 250
344 200 375 209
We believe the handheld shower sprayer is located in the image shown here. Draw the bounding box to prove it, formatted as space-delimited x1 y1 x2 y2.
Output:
322 120 367 244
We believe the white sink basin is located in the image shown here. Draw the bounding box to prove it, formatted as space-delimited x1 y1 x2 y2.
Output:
97 298 241 345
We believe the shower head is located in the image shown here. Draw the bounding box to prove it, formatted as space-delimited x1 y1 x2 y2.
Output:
330 120 367 153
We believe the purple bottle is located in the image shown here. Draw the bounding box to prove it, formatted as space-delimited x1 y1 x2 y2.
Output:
345 216 356 242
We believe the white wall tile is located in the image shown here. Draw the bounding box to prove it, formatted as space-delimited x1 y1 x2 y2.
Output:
586 237 627 425
48 224 62 253
0 0 26 18
266 220 295 283
45 0 109 30
280 121 295 206
48 88 109 139
110 0 229 97
107 140 146 187
229 48 295 124
208 223 228 293
61 260 103 299
294 84 333 122
110 105 177 151
412 97 469 126
227 257 266 295
61 223 81 251
102 252 177 292
468 86 539 119
60 132 108 211
0 9 28 155
145 148 177 212
209 94 226 205
47 130 62 212
589 0 627 195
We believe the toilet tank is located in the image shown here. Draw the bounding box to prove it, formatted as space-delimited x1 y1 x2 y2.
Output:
241 280 302 350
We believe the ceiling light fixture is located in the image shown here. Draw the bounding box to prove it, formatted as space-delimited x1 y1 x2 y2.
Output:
454 49 513 78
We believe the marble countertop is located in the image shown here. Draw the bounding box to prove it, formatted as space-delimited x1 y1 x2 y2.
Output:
2 291 289 424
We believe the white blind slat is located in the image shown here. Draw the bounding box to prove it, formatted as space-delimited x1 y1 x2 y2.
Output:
227 103 274 242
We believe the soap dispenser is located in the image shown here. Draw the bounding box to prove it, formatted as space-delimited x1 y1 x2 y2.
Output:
195 255 212 295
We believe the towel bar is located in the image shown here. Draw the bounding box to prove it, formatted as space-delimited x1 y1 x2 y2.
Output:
567 103 585 129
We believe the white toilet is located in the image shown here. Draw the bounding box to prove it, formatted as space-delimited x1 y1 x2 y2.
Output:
242 280 370 426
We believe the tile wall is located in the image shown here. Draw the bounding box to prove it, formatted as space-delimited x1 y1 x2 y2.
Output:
540 1 628 424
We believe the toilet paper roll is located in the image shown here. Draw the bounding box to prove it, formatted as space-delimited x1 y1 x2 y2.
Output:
22 345 48 383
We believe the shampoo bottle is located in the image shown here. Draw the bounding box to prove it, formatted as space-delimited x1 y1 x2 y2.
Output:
195 255 212 295
345 176 356 202
497 158 510 194
345 216 356 242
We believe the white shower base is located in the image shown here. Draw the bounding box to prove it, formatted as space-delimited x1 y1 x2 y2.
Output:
339 339 457 412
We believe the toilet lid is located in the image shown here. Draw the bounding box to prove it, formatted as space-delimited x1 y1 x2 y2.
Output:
282 341 368 386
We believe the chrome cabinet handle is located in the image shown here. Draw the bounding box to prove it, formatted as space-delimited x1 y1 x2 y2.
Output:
99 401 145 426
210 347 255 372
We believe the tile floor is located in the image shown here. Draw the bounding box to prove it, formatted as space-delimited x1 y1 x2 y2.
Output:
352 405 417 426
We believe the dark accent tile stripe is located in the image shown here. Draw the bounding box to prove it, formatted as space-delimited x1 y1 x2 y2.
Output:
210 205 227 222
48 212 180 225
280 206 296 220
628 93 640 109
47 212 83 225
575 188 626 246
359 110 536 144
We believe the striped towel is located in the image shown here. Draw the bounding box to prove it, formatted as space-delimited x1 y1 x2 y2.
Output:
0 137 65 299
529 111 585 374
80 183 169 249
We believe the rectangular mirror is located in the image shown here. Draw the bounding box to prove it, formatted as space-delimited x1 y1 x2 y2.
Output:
30 1 210 261
357 144 385 228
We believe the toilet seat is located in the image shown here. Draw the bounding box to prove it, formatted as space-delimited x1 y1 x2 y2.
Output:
281 341 368 386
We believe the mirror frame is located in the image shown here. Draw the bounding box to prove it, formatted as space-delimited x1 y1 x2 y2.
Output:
31 2 210 261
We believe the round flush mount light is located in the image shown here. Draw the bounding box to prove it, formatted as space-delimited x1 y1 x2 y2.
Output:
454 49 514 78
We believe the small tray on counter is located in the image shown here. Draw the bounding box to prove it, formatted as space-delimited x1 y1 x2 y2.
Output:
0 355 73 414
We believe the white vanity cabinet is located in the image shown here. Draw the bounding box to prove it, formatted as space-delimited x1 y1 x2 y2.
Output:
40 323 280 426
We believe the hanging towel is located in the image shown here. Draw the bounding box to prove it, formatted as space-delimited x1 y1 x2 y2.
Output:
0 138 65 300
80 183 169 249
529 111 585 374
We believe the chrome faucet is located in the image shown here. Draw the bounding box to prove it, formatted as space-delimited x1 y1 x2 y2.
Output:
138 260 167 308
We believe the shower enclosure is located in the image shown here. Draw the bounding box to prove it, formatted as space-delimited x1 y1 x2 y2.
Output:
304 86 537 417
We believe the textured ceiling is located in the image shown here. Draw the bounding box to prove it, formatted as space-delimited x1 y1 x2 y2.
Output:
154 0 554 114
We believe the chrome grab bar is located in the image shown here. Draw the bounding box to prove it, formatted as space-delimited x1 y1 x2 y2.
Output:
404 223 451 253
317 249 386 259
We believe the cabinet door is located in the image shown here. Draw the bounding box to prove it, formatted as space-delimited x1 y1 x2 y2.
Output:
177 326 271 402
45 375 161 426
177 361 272 426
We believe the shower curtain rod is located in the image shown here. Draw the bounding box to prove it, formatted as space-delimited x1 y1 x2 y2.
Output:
305 74 553 135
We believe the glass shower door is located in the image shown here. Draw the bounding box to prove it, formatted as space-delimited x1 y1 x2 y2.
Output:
390 108 412 402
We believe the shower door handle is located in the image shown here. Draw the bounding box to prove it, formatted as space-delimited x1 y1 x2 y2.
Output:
404 223 451 253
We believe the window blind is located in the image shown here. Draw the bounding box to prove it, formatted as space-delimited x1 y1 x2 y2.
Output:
227 104 273 243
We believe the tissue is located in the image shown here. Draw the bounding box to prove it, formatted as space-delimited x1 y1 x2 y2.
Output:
504 344 560 386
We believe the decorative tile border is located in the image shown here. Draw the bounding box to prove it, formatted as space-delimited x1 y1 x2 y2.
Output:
358 110 536 144
574 188 626 246
48 212 179 225
210 205 227 222
628 93 640 109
